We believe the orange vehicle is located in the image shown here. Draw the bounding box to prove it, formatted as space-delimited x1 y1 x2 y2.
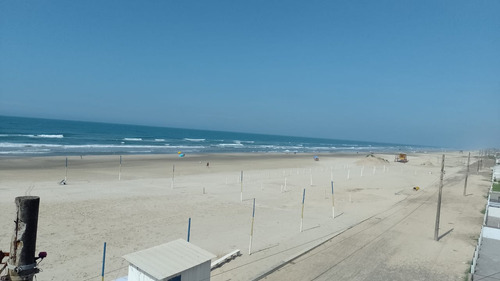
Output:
395 153 408 163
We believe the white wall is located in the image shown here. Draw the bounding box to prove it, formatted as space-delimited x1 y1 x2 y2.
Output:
128 265 156 281
127 261 211 281
179 261 211 281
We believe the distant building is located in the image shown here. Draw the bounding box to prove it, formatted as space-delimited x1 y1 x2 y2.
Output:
123 239 215 281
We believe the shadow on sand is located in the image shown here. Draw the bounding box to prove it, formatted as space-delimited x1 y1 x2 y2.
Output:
438 228 454 241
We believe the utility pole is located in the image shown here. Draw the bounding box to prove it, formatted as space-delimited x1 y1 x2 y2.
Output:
6 196 41 281
463 152 470 196
477 157 480 174
434 155 445 241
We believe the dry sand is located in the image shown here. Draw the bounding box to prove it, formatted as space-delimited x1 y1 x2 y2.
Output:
0 152 492 281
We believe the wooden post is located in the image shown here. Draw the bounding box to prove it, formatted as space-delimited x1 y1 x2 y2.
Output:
249 198 255 255
65 157 68 182
434 154 445 241
477 158 480 174
331 181 335 219
463 152 470 196
8 196 40 281
171 164 175 189
300 188 306 232
240 171 243 202
119 155 122 181
187 218 191 242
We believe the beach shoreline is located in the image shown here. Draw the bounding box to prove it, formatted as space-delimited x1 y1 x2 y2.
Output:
0 151 490 280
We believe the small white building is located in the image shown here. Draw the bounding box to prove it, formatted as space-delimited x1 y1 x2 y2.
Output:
123 239 216 281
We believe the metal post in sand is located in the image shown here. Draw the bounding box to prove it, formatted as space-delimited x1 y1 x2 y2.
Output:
101 242 106 281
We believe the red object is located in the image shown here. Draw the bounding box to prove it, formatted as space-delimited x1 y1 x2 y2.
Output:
38 252 47 259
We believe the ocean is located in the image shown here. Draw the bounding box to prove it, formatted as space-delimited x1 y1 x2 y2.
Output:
0 115 430 156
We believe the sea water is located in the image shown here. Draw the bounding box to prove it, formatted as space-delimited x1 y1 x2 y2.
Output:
0 115 429 156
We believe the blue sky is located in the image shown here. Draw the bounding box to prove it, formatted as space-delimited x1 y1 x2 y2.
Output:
1 0 499 148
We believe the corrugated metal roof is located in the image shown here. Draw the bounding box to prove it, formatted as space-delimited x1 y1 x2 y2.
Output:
123 239 216 280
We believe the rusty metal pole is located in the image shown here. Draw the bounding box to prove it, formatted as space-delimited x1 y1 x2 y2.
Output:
7 196 40 281
434 155 445 241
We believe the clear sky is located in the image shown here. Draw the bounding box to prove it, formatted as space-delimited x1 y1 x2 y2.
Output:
1 1 499 149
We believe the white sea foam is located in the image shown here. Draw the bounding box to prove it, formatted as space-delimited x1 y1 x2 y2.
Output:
33 134 64 138
64 144 164 149
163 145 205 149
184 138 206 142
123 138 143 141
0 142 63 148
0 134 36 138
256 145 303 150
40 134 63 138
0 150 49 155
218 143 244 147
154 139 166 142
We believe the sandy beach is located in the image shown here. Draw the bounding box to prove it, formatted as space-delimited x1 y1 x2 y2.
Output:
0 152 492 281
